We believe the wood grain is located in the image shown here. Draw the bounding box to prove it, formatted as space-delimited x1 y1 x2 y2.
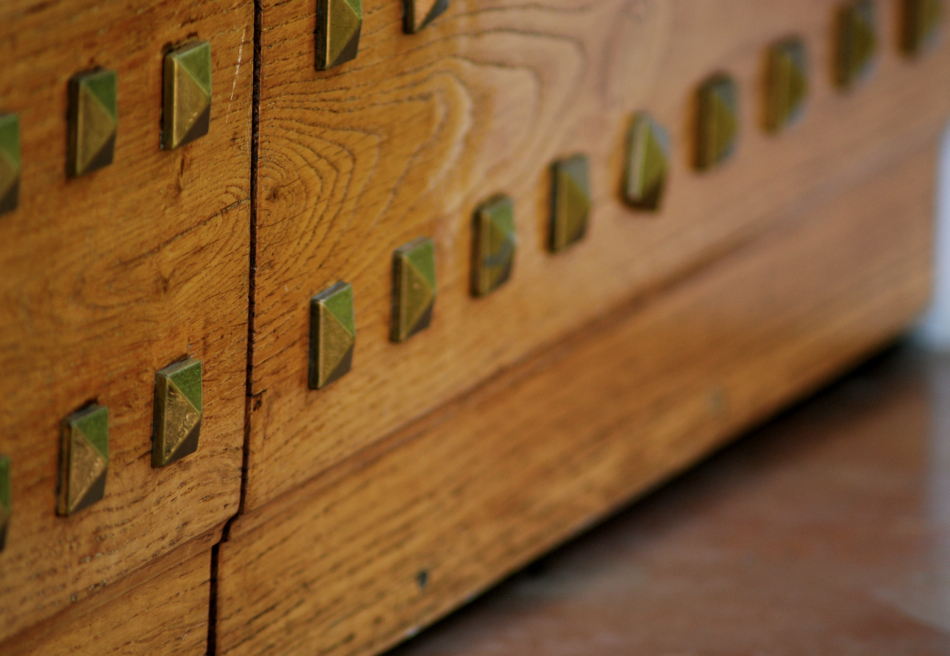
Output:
247 0 950 509
217 139 939 656
0 0 252 640
3 531 217 656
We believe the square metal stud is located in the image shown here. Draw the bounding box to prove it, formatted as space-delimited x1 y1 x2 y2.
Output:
404 0 449 33
392 237 436 343
0 455 10 552
309 282 356 389
163 41 212 150
68 69 117 178
695 74 739 171
623 113 669 211
550 154 591 252
472 195 516 297
0 113 20 215
58 405 109 516
766 38 808 133
902 0 942 56
836 0 877 89
153 358 202 467
316 0 363 70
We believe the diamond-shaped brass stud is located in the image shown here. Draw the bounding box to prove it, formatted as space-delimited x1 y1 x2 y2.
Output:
58 405 108 516
695 74 739 171
0 113 20 216
153 358 202 467
836 0 877 89
163 41 212 150
0 455 10 552
766 38 808 133
392 237 436 342
316 0 363 70
68 69 117 178
902 0 942 56
472 195 516 297
623 113 669 211
404 0 449 33
550 155 591 252
309 282 356 389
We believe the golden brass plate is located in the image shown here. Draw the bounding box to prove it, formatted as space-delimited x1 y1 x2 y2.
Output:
392 237 436 342
695 74 739 171
309 282 356 389
67 69 117 178
766 38 808 133
551 154 591 251
623 114 669 211
58 405 109 516
902 0 942 56
404 0 449 34
0 113 20 215
163 41 212 150
316 0 363 70
472 195 516 297
836 0 877 89
153 358 203 467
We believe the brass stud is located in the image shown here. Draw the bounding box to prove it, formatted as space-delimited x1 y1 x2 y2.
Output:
67 69 117 178
404 0 449 33
623 113 669 211
153 358 202 467
765 38 808 133
0 455 9 552
472 195 516 297
392 237 436 343
902 0 942 56
58 405 109 516
316 0 363 70
550 154 591 252
163 41 212 150
0 113 20 215
309 282 356 389
695 74 739 171
836 0 877 89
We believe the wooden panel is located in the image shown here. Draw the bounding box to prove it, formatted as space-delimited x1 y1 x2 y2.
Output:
216 139 939 656
247 0 950 509
3 533 216 656
0 0 252 640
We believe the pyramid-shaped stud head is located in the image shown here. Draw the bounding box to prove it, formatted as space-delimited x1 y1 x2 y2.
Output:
0 113 21 216
550 154 591 252
404 0 450 33
766 38 808 133
163 41 212 150
392 237 436 342
623 113 670 211
836 0 877 89
153 358 202 467
695 74 739 171
316 0 363 70
58 405 109 516
472 195 516 297
902 0 943 57
67 69 117 178
309 282 356 389
0 455 10 552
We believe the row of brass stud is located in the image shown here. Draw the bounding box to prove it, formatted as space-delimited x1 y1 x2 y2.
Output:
0 358 203 552
0 40 212 217
307 0 943 391
0 0 942 552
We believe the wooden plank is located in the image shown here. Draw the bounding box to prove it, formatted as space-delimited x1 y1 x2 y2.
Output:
3 532 216 656
247 0 950 509
0 0 252 639
216 139 939 656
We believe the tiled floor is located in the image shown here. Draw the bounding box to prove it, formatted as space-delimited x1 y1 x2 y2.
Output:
389 345 950 655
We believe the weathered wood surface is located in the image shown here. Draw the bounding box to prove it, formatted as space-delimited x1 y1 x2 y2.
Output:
247 0 950 509
217 138 939 656
0 0 252 640
3 531 216 656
